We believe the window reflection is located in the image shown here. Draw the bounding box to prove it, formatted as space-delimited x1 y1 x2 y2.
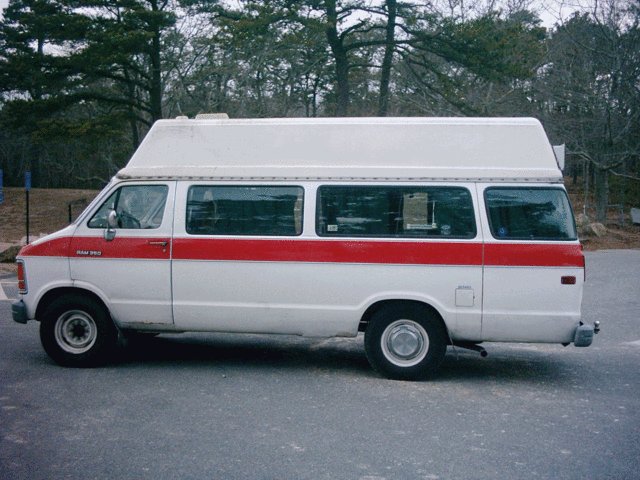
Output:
317 186 476 238
485 188 577 241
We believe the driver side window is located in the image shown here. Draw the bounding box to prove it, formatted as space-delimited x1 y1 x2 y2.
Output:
88 185 168 229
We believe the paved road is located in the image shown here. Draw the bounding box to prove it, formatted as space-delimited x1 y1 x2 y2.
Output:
1 250 639 480
0 272 17 301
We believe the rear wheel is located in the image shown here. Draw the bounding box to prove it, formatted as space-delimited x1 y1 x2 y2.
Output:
40 294 118 367
364 304 447 380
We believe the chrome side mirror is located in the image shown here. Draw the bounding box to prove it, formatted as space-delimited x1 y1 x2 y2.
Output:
104 209 117 241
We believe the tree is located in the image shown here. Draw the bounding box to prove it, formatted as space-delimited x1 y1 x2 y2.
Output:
62 0 178 145
0 0 178 186
314 0 416 116
0 0 107 186
377 0 397 116
171 0 333 117
533 4 640 222
0 0 177 141
394 7 546 116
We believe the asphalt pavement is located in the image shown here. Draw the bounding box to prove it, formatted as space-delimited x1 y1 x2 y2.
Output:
1 250 639 480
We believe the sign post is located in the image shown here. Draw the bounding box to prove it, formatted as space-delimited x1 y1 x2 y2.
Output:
25 171 31 245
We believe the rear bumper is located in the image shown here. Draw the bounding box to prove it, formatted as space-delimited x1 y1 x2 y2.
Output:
574 322 599 347
11 300 28 324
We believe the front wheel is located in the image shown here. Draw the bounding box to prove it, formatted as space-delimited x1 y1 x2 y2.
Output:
40 294 118 367
364 304 447 380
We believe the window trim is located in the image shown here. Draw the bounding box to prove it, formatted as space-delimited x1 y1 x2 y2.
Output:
484 186 578 242
185 184 305 237
315 185 477 239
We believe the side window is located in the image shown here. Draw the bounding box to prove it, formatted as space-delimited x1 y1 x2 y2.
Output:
88 185 169 229
186 186 304 236
485 187 577 241
316 186 476 238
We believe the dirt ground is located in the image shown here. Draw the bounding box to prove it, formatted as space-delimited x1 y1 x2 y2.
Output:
1 185 639 274
1 187 99 244
1 187 99 274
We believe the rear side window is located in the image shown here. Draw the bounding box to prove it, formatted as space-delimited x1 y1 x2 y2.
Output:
485 187 577 241
316 186 476 238
186 186 303 236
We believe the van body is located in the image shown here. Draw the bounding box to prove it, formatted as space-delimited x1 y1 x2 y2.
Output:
12 117 597 380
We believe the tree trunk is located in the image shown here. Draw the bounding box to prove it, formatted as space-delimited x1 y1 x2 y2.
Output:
324 0 350 116
377 0 397 117
123 68 140 149
149 0 163 122
594 165 609 223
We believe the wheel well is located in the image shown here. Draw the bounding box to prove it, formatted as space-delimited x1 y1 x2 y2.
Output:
35 287 110 322
359 300 450 339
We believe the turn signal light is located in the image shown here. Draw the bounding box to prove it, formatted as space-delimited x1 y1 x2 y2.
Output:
561 276 576 285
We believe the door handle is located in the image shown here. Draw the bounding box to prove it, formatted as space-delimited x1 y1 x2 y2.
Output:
147 241 168 247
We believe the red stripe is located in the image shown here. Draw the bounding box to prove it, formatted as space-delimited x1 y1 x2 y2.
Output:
173 238 483 265
19 237 71 257
484 243 583 267
20 236 169 260
69 237 170 260
20 236 584 267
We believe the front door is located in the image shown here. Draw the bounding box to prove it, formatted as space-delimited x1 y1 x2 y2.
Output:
70 182 175 327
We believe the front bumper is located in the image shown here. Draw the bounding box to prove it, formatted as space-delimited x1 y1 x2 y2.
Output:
11 300 28 324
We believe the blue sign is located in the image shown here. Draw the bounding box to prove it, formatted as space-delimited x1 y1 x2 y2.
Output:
25 171 31 191
0 169 3 204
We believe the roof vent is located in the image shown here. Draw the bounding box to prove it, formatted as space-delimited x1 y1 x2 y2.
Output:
175 115 189 120
195 113 229 120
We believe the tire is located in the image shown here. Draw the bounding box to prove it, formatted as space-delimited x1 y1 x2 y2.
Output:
39 294 118 367
364 304 447 380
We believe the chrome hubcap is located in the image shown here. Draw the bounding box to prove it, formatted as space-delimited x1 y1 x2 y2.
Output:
55 310 97 354
381 320 429 367
388 325 423 358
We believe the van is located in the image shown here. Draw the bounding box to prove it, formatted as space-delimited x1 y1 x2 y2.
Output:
12 117 598 380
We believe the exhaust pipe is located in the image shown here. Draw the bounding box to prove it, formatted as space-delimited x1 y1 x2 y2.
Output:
453 342 488 357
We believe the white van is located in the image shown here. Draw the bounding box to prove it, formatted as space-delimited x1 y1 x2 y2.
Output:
12 117 598 380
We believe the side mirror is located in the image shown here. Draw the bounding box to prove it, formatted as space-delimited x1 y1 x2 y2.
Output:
104 210 117 241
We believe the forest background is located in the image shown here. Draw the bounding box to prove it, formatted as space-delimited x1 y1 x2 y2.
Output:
0 0 638 224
